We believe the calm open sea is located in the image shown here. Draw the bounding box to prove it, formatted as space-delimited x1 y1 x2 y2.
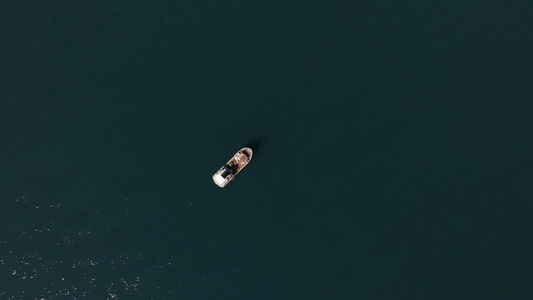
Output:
1 2 532 299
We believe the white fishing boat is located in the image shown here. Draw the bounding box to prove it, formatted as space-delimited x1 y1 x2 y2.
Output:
212 148 253 188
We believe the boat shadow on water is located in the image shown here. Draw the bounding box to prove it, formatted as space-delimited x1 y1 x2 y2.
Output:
244 138 262 157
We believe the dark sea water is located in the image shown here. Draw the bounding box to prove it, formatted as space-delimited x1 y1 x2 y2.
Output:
1 2 532 299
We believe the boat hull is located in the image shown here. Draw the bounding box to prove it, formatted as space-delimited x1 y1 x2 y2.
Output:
212 147 253 187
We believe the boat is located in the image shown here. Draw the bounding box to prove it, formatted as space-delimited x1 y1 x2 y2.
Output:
212 147 253 188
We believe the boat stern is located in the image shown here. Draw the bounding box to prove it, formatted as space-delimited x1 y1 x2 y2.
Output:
212 166 234 188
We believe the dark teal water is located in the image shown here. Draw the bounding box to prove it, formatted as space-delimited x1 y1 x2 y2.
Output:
1 2 532 299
